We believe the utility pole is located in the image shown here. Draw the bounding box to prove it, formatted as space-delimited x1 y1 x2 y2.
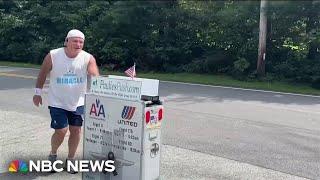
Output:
307 0 318 60
257 0 267 76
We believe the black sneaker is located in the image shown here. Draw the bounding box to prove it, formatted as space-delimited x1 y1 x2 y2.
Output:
48 154 57 173
65 158 78 174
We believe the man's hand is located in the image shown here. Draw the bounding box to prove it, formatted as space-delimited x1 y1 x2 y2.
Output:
33 95 43 107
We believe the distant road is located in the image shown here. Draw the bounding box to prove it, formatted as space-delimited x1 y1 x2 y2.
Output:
0 66 319 179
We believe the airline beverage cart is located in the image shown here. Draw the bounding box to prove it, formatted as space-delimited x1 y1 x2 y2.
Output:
83 75 163 180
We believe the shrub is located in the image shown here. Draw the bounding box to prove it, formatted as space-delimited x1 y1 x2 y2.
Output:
203 50 233 73
182 59 207 73
233 57 250 73
311 77 320 89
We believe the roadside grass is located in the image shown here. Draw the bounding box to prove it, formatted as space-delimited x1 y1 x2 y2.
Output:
0 61 41 68
1 61 320 96
105 71 320 96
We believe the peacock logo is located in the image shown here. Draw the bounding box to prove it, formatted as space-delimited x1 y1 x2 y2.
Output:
8 160 28 173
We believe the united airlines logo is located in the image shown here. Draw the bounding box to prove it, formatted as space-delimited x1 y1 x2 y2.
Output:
121 106 136 120
90 99 105 119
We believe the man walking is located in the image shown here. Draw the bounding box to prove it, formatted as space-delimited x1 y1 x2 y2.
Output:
33 29 99 173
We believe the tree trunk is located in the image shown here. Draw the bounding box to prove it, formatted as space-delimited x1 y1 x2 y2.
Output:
306 1 319 60
257 0 267 76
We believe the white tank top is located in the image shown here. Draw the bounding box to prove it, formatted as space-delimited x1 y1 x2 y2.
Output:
48 47 91 111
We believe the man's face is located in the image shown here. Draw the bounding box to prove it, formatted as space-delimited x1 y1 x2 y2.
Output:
66 37 84 54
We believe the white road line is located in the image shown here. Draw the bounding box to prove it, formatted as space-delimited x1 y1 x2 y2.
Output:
0 72 37 79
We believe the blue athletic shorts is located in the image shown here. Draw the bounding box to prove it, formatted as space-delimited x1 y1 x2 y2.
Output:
48 106 84 129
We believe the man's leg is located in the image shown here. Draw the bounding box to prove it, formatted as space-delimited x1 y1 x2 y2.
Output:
49 122 68 173
68 125 81 159
49 106 69 155
51 127 68 154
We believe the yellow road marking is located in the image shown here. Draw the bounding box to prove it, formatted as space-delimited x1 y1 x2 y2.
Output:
0 72 37 79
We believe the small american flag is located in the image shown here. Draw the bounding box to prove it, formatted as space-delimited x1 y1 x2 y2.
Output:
124 63 136 79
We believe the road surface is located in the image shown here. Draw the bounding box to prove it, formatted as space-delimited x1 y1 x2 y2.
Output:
0 66 319 180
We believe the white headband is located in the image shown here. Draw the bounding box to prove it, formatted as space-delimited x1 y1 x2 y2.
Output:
66 29 85 40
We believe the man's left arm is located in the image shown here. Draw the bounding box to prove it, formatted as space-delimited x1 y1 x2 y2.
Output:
87 55 100 76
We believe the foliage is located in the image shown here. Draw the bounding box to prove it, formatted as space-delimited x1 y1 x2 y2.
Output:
234 57 250 73
0 0 319 85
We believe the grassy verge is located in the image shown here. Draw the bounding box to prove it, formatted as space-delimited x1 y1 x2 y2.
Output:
135 72 320 96
0 61 41 68
1 61 320 96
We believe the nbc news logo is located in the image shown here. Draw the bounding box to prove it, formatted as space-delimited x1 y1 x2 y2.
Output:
8 159 115 173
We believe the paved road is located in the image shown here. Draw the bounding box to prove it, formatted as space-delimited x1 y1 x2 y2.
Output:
0 66 319 180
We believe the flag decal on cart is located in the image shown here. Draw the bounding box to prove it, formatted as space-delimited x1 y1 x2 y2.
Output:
122 106 136 120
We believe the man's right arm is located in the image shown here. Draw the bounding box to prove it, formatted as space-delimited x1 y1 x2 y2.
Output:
36 53 52 88
33 53 52 107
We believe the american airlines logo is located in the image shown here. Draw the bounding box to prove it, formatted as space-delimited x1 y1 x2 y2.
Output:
89 99 106 121
121 106 136 120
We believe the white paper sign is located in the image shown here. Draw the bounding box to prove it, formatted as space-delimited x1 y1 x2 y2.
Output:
90 76 142 101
